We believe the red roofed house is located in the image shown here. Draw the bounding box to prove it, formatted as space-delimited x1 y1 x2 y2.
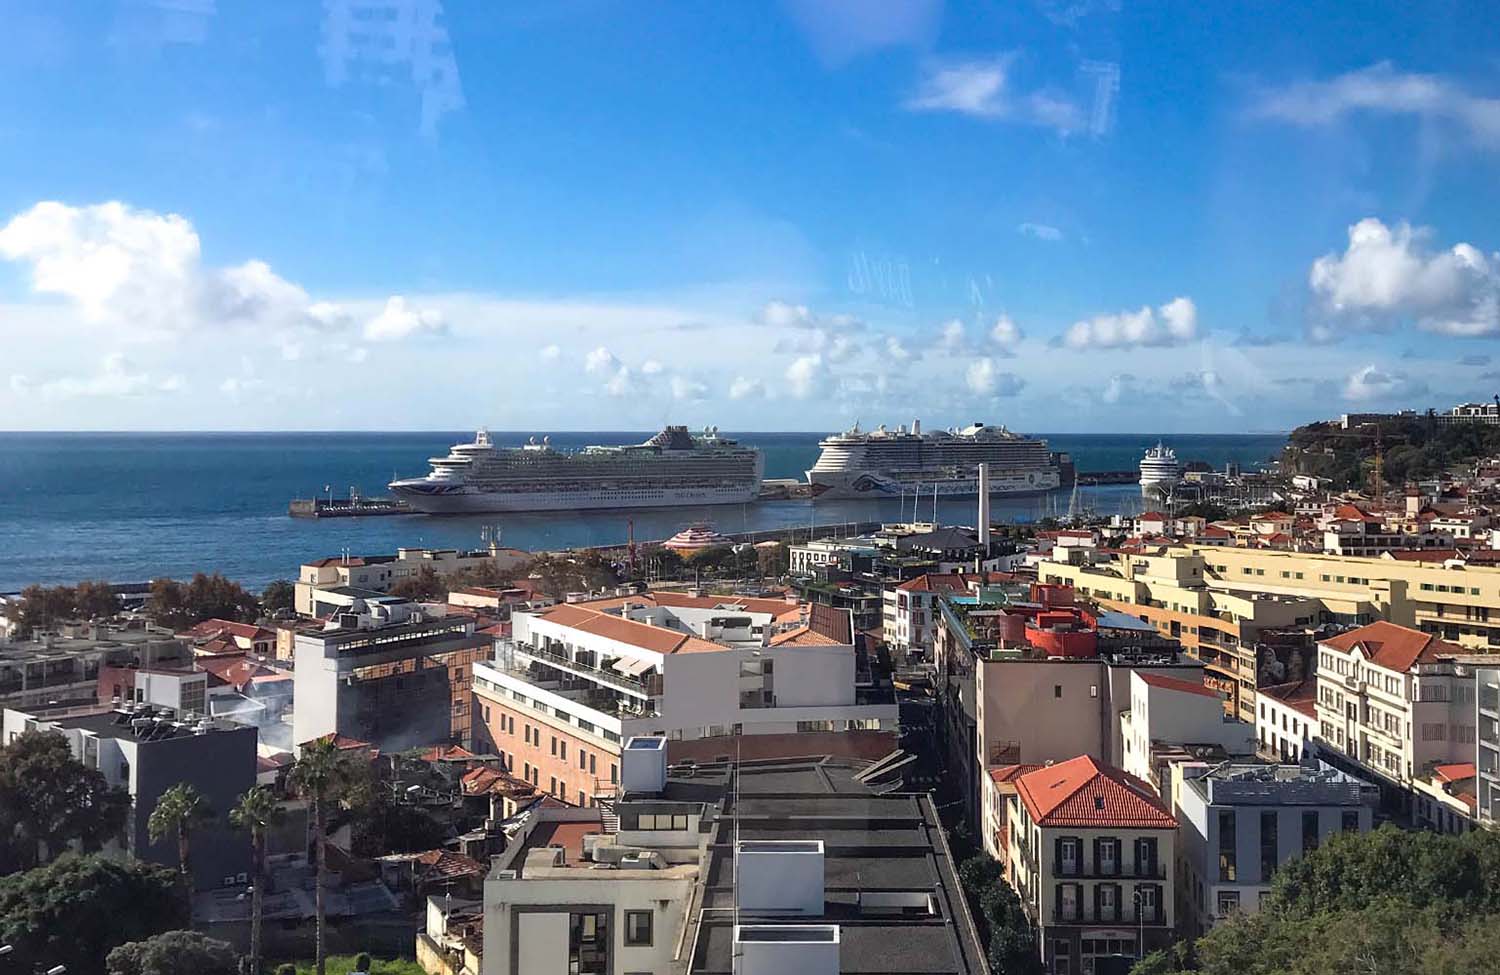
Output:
883 571 1023 656
1003 755 1177 968
182 619 277 657
1256 677 1317 763
1120 671 1256 789
1314 621 1476 820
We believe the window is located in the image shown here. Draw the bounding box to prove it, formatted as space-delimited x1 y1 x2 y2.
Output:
1097 838 1118 875
1218 810 1237 881
1260 810 1278 880
1058 883 1079 920
579 749 587 770
1342 810 1360 833
611 763 618 785
1058 837 1080 874
1217 890 1240 917
560 740 567 761
569 911 609 975
624 909 653 946
1098 883 1118 921
550 776 557 795
1302 810 1320 853
1054 684 1063 698
550 735 557 756
1135 836 1158 877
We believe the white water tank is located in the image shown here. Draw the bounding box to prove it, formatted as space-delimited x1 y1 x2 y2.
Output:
621 736 667 795
737 840 824 915
733 925 839 975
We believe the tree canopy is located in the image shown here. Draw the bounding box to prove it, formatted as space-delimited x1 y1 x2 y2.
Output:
0 853 184 974
1133 825 1500 975
0 730 131 870
261 579 297 614
147 573 259 629
956 853 1042 975
106 929 239 975
13 580 121 635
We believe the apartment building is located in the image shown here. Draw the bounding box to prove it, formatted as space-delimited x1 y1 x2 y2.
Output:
3 704 257 889
1041 549 1320 724
470 593 897 806
1479 665 1500 826
1313 621 1476 812
1172 762 1373 935
292 600 494 752
1119 671 1255 789
294 544 529 616
1003 755 1177 973
0 621 192 713
884 571 1023 657
461 742 986 975
1257 677 1317 762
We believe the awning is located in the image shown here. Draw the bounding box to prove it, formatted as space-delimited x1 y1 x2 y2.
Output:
612 656 655 678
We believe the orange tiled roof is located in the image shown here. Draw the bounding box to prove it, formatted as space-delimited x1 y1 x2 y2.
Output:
988 763 1042 784
1259 678 1317 718
1434 762 1477 783
1138 672 1221 700
1321 620 1460 673
536 602 732 654
1014 755 1176 829
768 626 844 647
896 571 1015 594
422 744 477 762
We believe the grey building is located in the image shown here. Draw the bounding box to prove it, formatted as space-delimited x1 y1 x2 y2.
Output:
292 606 493 752
2 705 258 890
1173 762 1376 935
1479 666 1500 826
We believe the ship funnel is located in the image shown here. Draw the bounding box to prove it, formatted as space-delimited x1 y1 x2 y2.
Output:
978 463 991 549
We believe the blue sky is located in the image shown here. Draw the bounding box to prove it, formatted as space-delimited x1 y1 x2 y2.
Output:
1 0 1498 432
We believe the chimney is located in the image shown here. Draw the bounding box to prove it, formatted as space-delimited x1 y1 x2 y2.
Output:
977 463 992 550
620 736 667 796
732 925 839 975
737 840 824 915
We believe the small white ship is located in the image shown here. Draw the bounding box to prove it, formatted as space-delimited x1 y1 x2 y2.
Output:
1139 442 1182 493
805 419 1063 500
389 426 764 514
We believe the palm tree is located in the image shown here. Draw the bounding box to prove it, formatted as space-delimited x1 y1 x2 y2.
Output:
147 782 214 917
289 738 362 975
230 786 285 975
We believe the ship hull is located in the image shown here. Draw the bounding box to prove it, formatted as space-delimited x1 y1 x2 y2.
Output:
807 469 1061 500
389 483 760 514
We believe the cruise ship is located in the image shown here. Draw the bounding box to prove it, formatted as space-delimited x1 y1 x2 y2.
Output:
1139 442 1182 493
389 427 764 514
805 420 1063 500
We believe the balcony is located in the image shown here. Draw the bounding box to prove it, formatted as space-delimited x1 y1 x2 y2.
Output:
1051 907 1166 925
1053 864 1166 881
517 643 660 698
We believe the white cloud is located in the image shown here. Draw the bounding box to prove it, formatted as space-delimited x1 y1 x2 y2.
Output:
1308 218 1499 336
940 319 967 352
604 367 636 398
990 314 1023 347
884 335 917 361
905 55 1086 134
363 296 447 341
539 344 561 361
1343 364 1428 402
965 358 1025 397
0 201 450 345
1101 373 1137 404
757 299 862 332
1017 222 1064 241
729 376 766 400
1064 296 1198 349
670 375 708 401
9 353 183 400
641 359 665 375
1251 62 1500 148
584 346 621 375
785 354 824 398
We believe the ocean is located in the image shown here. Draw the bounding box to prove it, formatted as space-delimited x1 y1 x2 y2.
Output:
0 431 1286 592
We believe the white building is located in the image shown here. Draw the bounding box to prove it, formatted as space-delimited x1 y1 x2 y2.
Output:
1313 621 1477 800
788 537 878 575
1119 671 1256 788
883 571 1019 656
295 545 529 616
1256 677 1317 763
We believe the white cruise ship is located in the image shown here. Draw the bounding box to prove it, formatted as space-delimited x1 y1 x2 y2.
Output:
1139 442 1182 492
389 427 764 514
806 420 1062 500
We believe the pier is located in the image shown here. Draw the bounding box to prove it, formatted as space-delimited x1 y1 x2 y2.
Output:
1072 470 1140 486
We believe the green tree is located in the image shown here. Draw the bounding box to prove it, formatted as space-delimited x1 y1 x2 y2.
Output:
261 580 297 615
0 853 184 974
74 579 123 619
389 564 444 601
147 782 214 915
290 738 369 975
230 786 286 975
106 929 239 975
149 573 259 629
348 793 446 858
15 584 77 636
755 542 788 579
0 729 131 869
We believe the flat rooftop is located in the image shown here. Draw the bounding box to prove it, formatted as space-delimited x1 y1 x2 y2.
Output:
685 757 986 975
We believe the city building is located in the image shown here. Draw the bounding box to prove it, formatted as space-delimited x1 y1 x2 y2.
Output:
292 599 495 752
3 704 257 889
1119 671 1256 789
0 620 192 713
1312 621 1477 816
1257 677 1317 762
1478 664 1500 827
1171 762 1374 935
1002 755 1177 972
181 618 277 657
470 593 896 806
294 545 529 616
884 571 1022 658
